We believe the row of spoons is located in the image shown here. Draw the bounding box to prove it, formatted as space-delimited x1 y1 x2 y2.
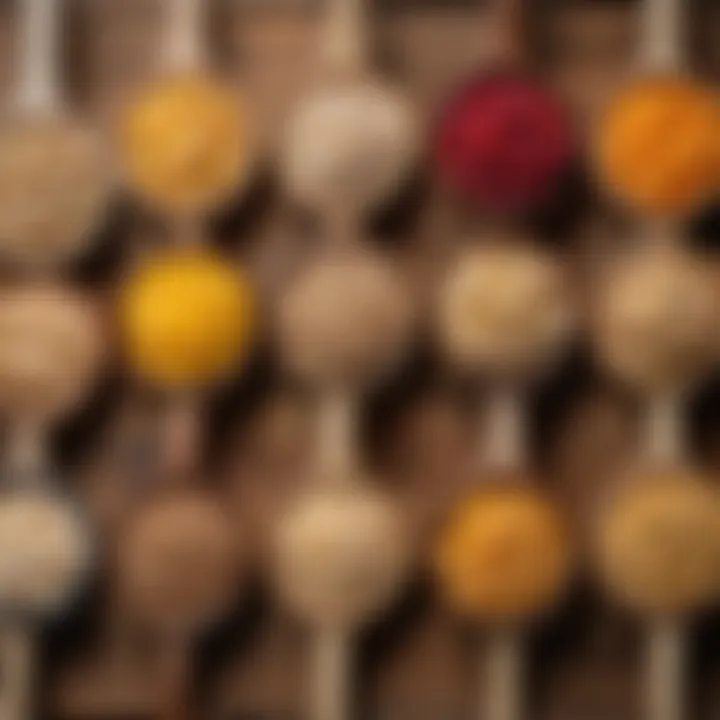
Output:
0 1 716 720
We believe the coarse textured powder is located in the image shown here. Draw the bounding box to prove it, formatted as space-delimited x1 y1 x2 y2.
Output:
0 494 90 616
0 285 105 423
0 118 111 268
116 492 239 634
119 73 248 214
596 76 719 217
434 72 576 212
596 472 720 616
279 252 413 388
282 80 417 215
435 484 573 622
595 247 718 394
437 244 574 378
274 481 410 628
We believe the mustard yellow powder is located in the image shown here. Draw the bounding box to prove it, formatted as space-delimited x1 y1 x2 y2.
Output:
120 249 254 389
119 73 247 213
434 486 573 622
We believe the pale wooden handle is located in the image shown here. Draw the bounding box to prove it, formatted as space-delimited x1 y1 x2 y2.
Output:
160 397 202 484
163 0 204 71
645 394 682 466
488 0 525 67
0 627 35 720
318 392 357 481
323 206 363 251
170 216 206 246
156 643 191 720
5 423 48 487
647 620 684 720
312 629 350 720
321 0 366 78
638 219 680 250
106 605 134 676
641 0 682 73
15 0 62 114
483 389 525 471
483 632 523 720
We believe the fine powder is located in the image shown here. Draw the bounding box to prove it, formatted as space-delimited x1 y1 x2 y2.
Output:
0 285 105 423
594 248 718 393
595 76 719 216
119 249 255 391
116 492 239 634
279 253 413 388
281 81 418 215
434 485 573 622
0 494 90 616
119 73 248 214
596 473 720 616
0 117 111 268
434 72 576 211
274 482 410 628
437 244 574 378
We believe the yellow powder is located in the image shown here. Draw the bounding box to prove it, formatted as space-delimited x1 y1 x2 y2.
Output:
120 249 254 389
119 73 247 213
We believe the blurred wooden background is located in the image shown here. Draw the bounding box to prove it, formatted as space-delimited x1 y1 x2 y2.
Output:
0 0 718 717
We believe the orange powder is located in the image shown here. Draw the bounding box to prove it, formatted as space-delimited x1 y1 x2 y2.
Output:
596 76 719 216
434 484 573 622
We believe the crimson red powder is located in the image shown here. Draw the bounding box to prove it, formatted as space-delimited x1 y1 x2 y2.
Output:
433 72 576 212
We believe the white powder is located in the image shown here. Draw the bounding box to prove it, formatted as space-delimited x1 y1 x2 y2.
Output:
281 81 417 215
0 494 90 616
274 481 410 628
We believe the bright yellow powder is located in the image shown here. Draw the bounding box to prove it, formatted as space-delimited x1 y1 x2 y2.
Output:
120 249 254 389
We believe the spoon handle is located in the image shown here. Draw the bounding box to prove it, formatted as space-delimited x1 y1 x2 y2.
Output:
15 0 62 115
163 0 205 72
489 0 526 68
3 422 49 489
321 0 367 79
317 391 358 481
647 619 684 720
313 628 351 720
159 396 203 487
641 0 683 74
0 626 35 720
156 642 191 720
645 393 683 467
483 631 524 720
483 387 526 472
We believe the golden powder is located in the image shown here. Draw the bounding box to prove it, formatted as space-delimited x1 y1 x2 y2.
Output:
119 73 248 214
119 249 254 390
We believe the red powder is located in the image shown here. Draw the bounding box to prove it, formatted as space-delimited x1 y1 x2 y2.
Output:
433 72 576 212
